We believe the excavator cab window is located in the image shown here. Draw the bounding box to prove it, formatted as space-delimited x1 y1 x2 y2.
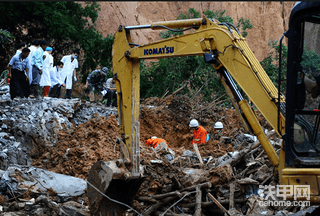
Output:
292 21 320 155
285 2 320 167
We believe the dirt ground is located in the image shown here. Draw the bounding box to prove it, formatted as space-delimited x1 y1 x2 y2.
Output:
13 93 280 214
31 94 272 180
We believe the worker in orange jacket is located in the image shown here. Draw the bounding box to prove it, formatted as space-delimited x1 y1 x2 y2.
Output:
145 136 169 148
189 119 208 145
189 119 208 164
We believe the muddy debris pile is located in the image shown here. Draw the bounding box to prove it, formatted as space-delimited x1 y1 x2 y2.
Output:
32 113 122 179
0 86 318 215
0 85 117 172
130 129 297 216
127 95 315 216
0 164 90 216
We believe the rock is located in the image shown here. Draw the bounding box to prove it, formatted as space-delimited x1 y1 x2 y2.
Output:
0 170 5 178
253 164 271 182
95 2 296 62
238 178 260 185
25 198 35 205
0 132 8 138
61 201 90 216
207 164 233 185
275 210 290 216
1 212 26 216
180 168 207 186
246 194 274 216
289 206 320 216
182 150 195 157
2 165 87 197
164 154 174 161
29 207 48 216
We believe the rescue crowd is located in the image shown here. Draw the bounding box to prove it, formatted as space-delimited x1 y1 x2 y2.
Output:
7 40 117 107
7 40 224 157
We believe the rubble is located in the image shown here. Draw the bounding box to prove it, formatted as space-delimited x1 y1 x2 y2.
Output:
0 84 117 171
0 83 316 215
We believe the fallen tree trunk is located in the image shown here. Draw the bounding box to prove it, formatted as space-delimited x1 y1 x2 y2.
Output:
143 192 187 216
194 186 202 216
217 130 277 167
179 198 247 208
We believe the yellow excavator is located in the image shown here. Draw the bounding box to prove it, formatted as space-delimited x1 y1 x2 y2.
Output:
87 2 320 215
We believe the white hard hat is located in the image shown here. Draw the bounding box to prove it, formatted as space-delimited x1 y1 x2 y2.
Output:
214 121 223 129
151 136 157 139
189 119 199 127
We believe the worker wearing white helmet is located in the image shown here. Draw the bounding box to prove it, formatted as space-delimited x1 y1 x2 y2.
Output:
189 119 208 145
214 121 223 131
214 121 224 140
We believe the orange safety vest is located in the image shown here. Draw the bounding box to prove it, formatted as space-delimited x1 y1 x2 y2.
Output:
192 125 207 145
145 138 169 148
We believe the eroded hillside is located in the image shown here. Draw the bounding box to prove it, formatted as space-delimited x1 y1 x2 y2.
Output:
93 1 296 61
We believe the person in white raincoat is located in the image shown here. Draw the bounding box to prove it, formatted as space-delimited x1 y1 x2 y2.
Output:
49 61 65 98
39 47 53 97
27 40 40 86
60 49 79 99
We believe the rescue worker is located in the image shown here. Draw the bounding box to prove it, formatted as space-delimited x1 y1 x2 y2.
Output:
27 39 40 86
49 62 65 98
214 121 224 140
8 47 30 100
39 47 53 97
30 40 49 97
84 66 108 102
145 136 169 149
189 119 207 164
59 49 79 99
104 73 117 107
145 136 175 160
189 119 208 145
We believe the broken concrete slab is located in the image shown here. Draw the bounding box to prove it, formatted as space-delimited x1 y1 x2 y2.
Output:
1 165 86 197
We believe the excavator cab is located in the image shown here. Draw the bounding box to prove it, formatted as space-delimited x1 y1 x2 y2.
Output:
284 1 320 167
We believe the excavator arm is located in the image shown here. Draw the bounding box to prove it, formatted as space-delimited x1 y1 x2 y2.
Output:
113 17 284 169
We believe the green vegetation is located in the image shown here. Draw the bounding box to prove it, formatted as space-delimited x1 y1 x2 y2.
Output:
141 8 253 107
0 29 14 47
0 1 113 82
260 39 320 93
301 49 320 77
6 2 313 107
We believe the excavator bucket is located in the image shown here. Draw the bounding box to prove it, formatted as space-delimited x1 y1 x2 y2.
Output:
87 160 143 216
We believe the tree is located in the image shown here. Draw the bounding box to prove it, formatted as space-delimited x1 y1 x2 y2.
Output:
301 49 320 77
260 39 320 94
0 29 14 47
0 2 114 82
141 8 253 106
0 29 14 77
